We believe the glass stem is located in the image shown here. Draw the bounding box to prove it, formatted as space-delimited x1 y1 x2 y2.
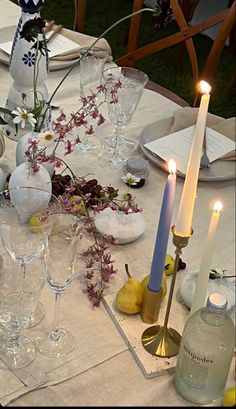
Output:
19 263 26 312
113 125 122 160
51 292 61 341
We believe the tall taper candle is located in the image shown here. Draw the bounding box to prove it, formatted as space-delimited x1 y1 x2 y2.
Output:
148 159 176 292
190 201 223 315
175 81 211 237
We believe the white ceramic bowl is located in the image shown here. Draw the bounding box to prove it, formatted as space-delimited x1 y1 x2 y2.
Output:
94 207 146 244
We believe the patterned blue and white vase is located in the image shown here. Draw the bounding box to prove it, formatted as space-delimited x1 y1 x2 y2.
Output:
4 0 50 141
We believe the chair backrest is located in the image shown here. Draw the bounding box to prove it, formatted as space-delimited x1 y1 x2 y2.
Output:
116 0 236 105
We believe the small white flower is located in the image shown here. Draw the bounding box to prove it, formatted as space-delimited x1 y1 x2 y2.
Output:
38 130 55 148
121 172 141 186
12 107 37 129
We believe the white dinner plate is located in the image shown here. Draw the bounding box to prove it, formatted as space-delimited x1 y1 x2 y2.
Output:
0 25 81 71
139 116 235 182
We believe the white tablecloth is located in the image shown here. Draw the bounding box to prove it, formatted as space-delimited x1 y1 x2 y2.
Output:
0 1 235 406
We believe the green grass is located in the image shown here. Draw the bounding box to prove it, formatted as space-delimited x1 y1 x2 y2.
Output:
41 0 236 118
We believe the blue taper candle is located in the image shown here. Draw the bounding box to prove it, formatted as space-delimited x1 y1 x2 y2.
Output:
148 159 176 292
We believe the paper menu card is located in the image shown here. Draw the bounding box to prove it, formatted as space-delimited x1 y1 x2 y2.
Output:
144 125 235 174
0 31 81 59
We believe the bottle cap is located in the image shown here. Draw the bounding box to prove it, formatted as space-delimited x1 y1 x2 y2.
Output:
206 293 228 313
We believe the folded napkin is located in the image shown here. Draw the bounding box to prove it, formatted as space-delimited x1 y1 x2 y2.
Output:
169 107 236 161
50 27 113 62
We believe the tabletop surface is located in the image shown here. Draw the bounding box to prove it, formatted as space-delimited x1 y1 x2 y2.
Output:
0 0 235 407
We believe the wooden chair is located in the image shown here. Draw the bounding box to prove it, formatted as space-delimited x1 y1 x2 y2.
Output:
73 0 87 32
116 0 236 105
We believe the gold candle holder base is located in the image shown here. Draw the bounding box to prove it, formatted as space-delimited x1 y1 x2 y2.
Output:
140 286 163 324
141 225 193 358
141 325 181 357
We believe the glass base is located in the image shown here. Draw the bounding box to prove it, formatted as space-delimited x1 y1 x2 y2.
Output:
74 135 102 158
0 335 36 370
34 328 76 358
102 134 135 150
27 301 45 329
99 150 127 170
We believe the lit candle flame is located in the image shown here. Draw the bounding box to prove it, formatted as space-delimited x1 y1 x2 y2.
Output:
199 80 211 94
168 158 176 174
213 201 223 212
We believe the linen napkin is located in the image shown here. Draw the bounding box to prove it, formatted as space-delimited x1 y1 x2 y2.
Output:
169 107 236 161
50 26 113 62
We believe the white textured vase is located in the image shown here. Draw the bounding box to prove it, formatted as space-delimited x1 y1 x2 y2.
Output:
4 0 50 141
8 161 52 223
16 131 55 177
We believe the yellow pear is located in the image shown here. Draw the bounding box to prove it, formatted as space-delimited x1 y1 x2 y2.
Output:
141 272 167 300
222 387 236 407
115 264 144 314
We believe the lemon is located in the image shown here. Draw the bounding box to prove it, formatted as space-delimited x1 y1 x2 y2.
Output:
222 387 236 407
28 211 45 233
164 254 175 276
141 273 167 300
69 195 86 215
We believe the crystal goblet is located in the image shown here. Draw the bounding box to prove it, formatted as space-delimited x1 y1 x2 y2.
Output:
76 46 109 155
101 66 148 167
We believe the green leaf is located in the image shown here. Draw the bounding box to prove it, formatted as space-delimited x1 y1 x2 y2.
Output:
0 116 8 125
31 101 45 119
0 107 13 117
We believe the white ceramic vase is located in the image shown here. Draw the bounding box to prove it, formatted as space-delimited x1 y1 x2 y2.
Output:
4 0 50 141
8 161 52 224
16 130 55 177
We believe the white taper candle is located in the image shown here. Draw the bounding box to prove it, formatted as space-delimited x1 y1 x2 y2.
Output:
190 200 223 315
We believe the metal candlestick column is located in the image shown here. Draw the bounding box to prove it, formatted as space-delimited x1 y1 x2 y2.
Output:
141 225 192 358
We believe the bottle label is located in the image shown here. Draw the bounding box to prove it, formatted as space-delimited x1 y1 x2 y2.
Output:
178 341 213 390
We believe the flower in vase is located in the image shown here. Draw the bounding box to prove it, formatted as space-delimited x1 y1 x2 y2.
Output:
12 107 37 129
121 173 141 187
38 130 55 148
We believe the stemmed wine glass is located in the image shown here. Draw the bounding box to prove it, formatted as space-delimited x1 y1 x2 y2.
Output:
0 257 45 369
101 66 148 167
76 46 109 156
0 187 54 369
0 186 54 326
34 212 82 358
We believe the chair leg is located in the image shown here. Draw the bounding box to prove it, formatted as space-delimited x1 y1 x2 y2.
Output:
127 0 143 53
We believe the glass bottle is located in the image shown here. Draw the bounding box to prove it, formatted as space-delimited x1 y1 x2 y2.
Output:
174 293 235 405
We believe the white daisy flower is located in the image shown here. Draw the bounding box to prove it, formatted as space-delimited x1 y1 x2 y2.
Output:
121 172 141 186
38 130 55 148
12 107 37 129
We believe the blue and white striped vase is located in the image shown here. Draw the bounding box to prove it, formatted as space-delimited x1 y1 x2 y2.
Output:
4 0 50 141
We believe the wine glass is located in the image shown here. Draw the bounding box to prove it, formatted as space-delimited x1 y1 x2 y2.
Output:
0 257 45 370
0 188 54 369
76 46 109 156
0 187 58 328
101 66 148 164
34 212 82 358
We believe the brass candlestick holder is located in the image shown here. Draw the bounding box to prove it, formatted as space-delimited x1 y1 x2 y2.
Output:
141 225 193 358
140 286 163 324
